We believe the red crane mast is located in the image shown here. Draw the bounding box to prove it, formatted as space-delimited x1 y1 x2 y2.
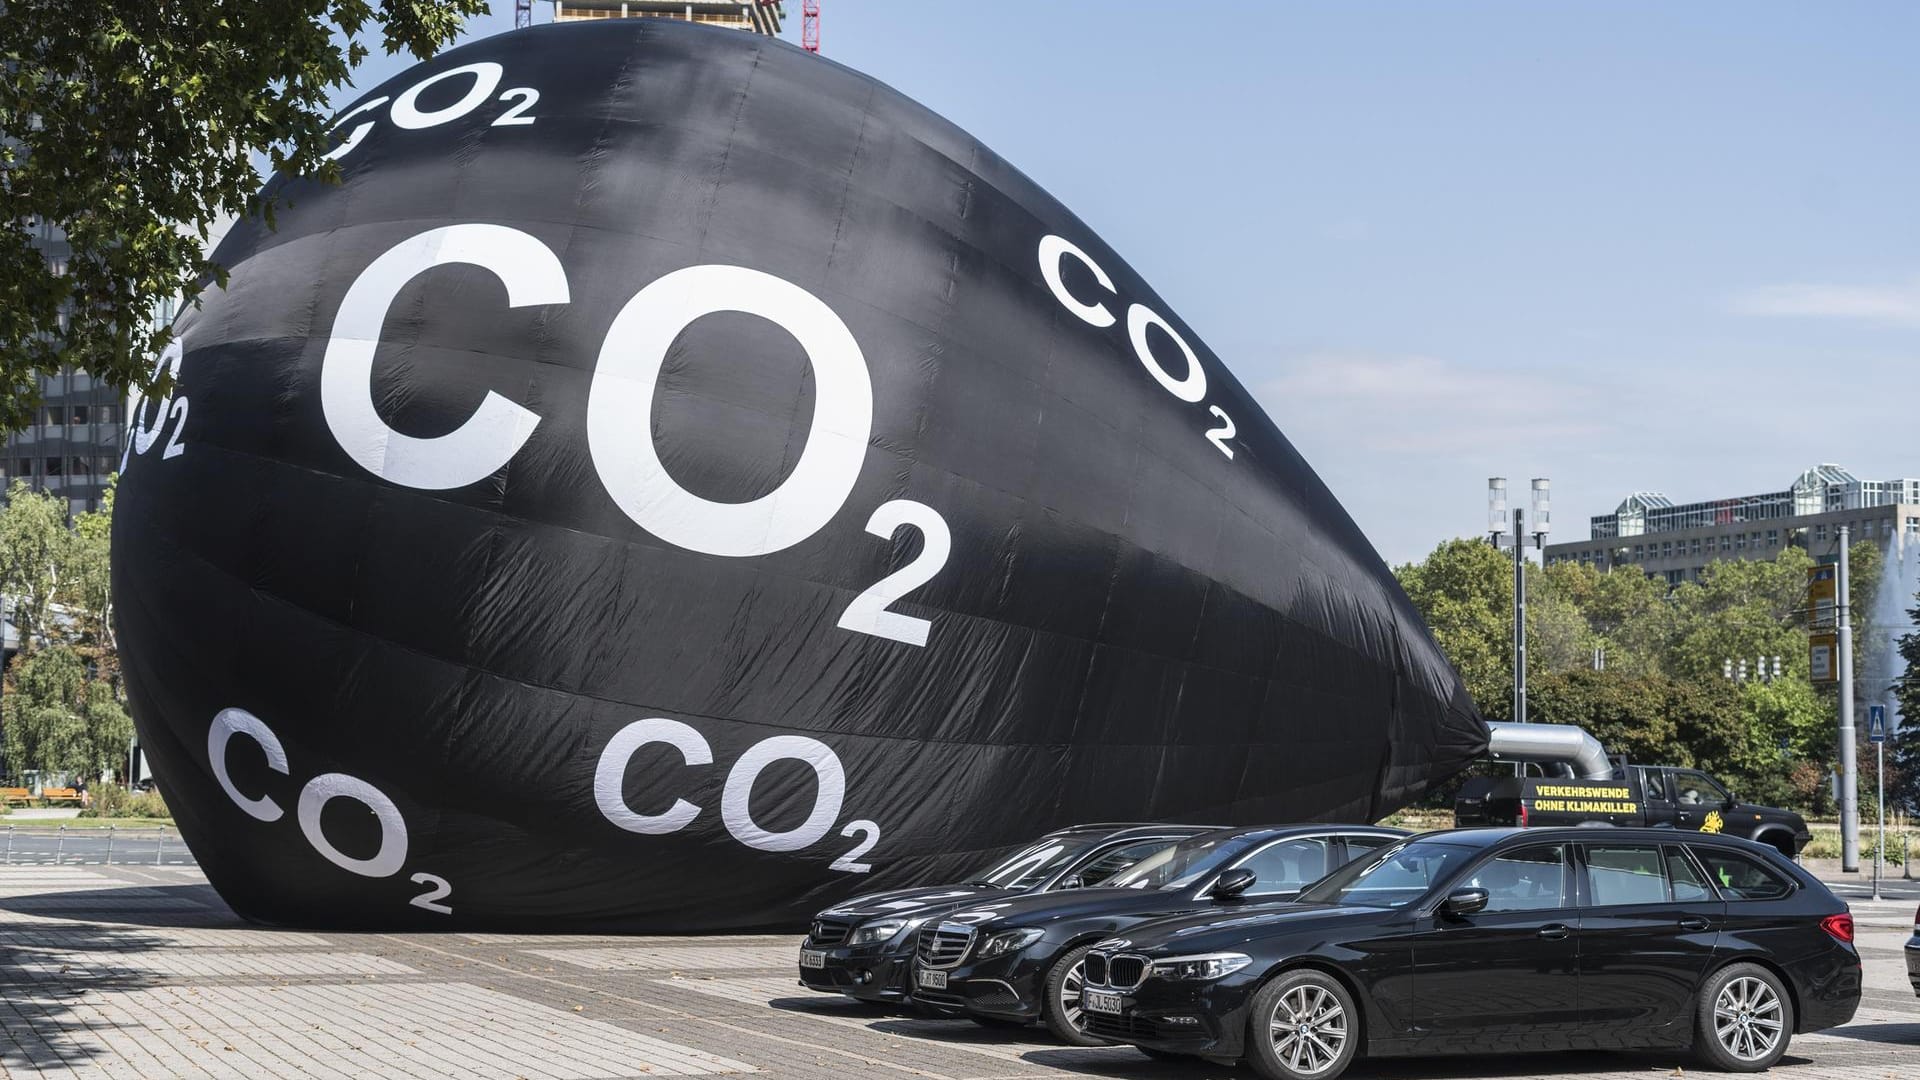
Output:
758 0 819 53
801 0 820 53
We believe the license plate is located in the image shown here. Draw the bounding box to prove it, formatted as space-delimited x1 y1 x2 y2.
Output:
1083 990 1125 1015
918 967 948 990
799 949 827 970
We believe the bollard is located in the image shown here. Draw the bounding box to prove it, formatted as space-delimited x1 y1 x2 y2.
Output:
55 825 66 865
155 826 165 866
105 825 114 866
1907 831 1914 882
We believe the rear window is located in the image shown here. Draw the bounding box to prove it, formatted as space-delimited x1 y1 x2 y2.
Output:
1692 847 1793 901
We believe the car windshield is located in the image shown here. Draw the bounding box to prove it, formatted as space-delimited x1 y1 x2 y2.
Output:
1297 840 1477 908
1102 834 1257 891
970 838 1101 889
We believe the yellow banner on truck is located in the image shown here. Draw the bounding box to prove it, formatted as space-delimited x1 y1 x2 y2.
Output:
1455 775 1648 828
1518 778 1643 823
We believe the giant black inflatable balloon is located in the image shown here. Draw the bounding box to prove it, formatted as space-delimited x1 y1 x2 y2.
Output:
114 19 1487 931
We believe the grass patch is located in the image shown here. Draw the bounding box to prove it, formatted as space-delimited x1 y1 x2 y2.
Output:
1804 825 1912 865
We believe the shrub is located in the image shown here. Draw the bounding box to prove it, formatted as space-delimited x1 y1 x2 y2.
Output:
81 783 132 818
78 784 171 820
128 788 170 819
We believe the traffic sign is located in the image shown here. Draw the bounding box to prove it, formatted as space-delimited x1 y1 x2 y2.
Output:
1807 564 1838 630
1810 632 1838 683
1867 704 1887 743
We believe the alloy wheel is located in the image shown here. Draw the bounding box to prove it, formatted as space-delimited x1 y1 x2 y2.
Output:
1060 960 1087 1030
1268 983 1348 1076
1712 975 1784 1062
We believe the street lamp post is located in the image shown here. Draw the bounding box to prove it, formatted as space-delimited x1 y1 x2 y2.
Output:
1488 478 1551 734
1838 525 1860 873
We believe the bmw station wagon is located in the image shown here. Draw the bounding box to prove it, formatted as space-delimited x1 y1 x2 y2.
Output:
797 823 1214 1003
1079 827 1861 1080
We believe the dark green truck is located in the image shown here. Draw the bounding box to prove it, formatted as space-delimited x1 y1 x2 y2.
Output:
1456 761 1812 857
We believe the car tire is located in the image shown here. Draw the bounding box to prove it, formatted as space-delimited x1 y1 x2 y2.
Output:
1245 969 1360 1080
968 1015 1027 1030
1041 944 1106 1046
1693 962 1793 1072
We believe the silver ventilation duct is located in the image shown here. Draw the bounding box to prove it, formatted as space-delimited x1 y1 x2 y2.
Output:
1484 722 1614 781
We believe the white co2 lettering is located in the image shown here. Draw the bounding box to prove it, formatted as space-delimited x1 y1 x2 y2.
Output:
208 708 451 912
326 61 539 163
592 719 877 872
313 226 949 647
124 339 189 471
587 264 872 558
320 224 559 490
836 500 950 647
1038 234 1238 459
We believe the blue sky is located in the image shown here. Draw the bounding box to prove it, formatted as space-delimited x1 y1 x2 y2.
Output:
336 1 1920 565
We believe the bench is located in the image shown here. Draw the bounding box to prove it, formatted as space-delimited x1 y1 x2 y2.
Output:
40 787 83 805
0 787 29 807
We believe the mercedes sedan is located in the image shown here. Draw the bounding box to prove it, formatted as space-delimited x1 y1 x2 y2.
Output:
908 825 1406 1044
1080 827 1861 1080
798 823 1216 1003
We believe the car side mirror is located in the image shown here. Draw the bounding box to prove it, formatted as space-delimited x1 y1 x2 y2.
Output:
1058 874 1085 890
1211 868 1257 900
1441 887 1488 918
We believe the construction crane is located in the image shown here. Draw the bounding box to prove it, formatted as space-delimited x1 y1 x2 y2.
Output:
759 0 819 53
800 0 820 53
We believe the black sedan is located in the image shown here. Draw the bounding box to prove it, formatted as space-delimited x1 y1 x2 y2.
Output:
909 825 1406 1044
797 822 1216 1003
1080 827 1861 1079
1907 902 1919 997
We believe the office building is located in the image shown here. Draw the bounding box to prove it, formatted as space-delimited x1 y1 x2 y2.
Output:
1545 464 1920 585
1 217 127 516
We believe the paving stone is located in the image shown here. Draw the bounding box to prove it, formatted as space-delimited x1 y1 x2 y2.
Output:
1 864 1914 1080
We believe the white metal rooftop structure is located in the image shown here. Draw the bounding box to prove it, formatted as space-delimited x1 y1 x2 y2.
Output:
1588 464 1920 539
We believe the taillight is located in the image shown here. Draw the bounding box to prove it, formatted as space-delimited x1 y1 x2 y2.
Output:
1516 802 1529 828
1821 913 1854 944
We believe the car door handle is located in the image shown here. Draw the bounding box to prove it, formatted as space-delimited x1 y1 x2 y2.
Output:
1537 924 1572 940
1678 917 1711 932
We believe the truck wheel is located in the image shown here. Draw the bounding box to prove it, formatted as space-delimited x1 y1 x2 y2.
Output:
1041 945 1105 1046
1693 962 1792 1072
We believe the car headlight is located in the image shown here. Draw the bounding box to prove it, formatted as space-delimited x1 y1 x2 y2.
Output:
975 927 1045 960
847 917 926 946
1150 952 1252 981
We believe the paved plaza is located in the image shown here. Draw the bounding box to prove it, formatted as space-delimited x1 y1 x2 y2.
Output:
0 863 1913 1080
